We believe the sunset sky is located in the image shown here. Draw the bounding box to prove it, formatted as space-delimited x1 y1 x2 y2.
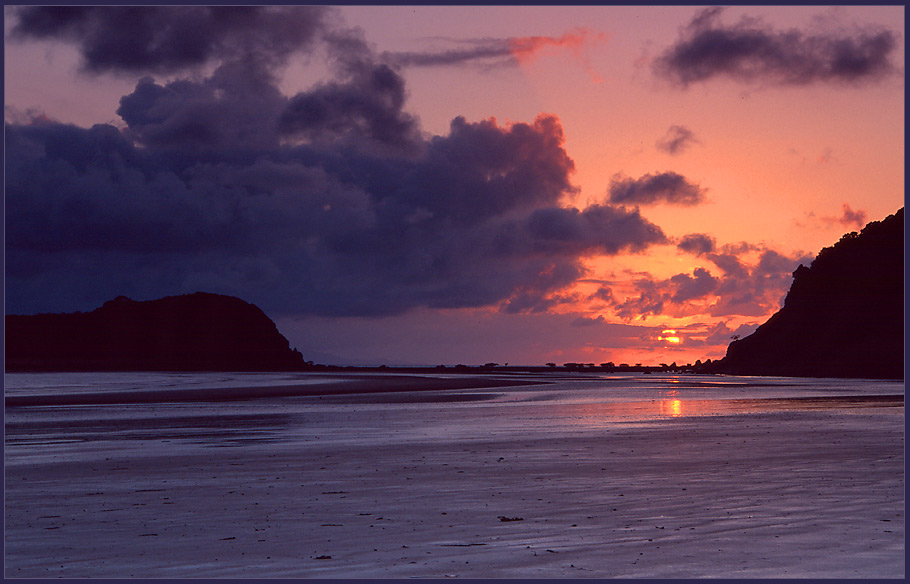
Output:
4 5 904 366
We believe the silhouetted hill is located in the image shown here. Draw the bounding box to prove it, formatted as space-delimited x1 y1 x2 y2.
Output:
714 209 903 379
5 292 306 371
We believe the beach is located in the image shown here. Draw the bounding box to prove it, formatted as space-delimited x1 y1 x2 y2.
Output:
4 372 904 578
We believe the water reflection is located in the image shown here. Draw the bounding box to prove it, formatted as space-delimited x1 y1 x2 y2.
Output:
563 393 902 427
658 389 682 417
567 397 695 425
660 398 683 417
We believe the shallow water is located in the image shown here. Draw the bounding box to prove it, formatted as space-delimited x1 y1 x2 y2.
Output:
4 371 902 459
5 369 902 399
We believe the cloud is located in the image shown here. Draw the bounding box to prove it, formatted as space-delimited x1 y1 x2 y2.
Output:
385 28 605 69
821 203 868 229
669 267 719 303
676 235 756 279
589 285 615 305
9 6 332 74
615 244 813 320
5 8 667 319
653 7 900 87
107 27 423 157
656 125 700 155
614 267 718 319
708 248 813 317
613 279 666 320
703 252 749 279
509 28 607 64
676 233 716 256
571 315 606 327
496 204 667 315
796 203 869 232
117 65 288 153
608 171 707 206
279 62 422 153
835 203 868 228
523 204 667 255
679 320 760 348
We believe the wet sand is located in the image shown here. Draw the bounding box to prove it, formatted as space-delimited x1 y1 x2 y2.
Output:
4 374 904 578
3 373 545 406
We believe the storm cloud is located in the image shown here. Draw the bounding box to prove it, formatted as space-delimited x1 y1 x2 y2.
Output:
608 171 707 206
9 6 331 74
5 7 667 318
654 7 900 87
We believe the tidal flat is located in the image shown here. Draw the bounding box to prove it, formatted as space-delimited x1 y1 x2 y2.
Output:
4 371 904 578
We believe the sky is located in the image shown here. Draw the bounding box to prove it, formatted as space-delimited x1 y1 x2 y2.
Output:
4 5 905 366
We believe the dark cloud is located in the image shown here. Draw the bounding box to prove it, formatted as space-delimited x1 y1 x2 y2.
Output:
676 235 752 279
499 287 582 316
523 204 667 255
589 285 615 305
5 9 667 319
571 315 606 327
117 63 287 153
608 171 707 206
654 7 900 87
386 40 518 68
669 267 718 303
676 233 716 255
9 6 331 74
385 29 602 69
704 252 748 279
656 125 700 155
277 26 423 153
280 62 422 153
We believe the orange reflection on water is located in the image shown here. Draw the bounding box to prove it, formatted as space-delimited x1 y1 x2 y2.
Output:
660 398 683 417
658 389 682 416
563 394 903 427
566 395 697 425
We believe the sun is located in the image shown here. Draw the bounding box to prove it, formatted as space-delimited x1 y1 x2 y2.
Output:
658 329 681 344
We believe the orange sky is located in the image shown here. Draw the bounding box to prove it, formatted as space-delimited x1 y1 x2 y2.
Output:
4 6 904 366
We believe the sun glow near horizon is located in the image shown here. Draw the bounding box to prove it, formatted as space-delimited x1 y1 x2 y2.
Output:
659 330 682 344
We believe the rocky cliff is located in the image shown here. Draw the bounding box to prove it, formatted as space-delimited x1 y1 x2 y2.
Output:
715 209 903 379
5 292 306 371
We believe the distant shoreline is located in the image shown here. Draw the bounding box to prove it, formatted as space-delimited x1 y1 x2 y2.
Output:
7 363 902 381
